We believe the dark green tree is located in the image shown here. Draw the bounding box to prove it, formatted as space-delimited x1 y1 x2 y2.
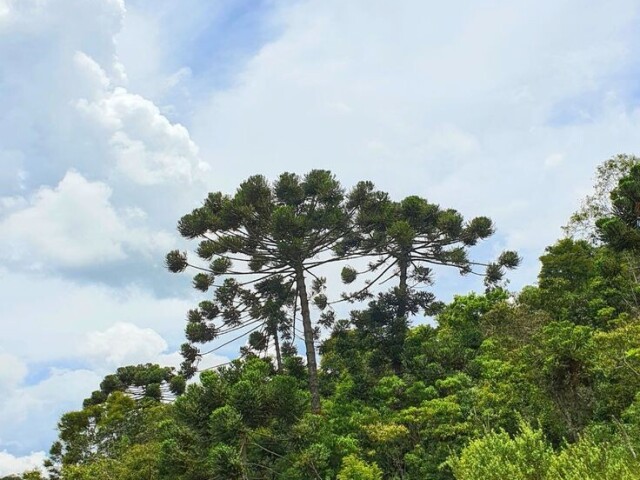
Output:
565 154 640 241
167 170 364 412
342 191 520 313
596 163 640 251
83 364 185 407
338 189 519 372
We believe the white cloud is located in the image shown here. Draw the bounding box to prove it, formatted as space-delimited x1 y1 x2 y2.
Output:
0 171 172 268
0 0 206 192
544 152 565 169
81 322 170 369
190 0 640 287
0 450 46 477
0 353 27 396
76 87 205 185
0 0 211 292
0 269 192 363
80 322 230 374
0 366 102 457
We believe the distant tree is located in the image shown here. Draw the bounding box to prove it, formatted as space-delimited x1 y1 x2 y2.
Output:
47 391 168 479
83 364 185 407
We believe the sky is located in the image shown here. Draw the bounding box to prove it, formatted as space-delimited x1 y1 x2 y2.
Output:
2 0 640 474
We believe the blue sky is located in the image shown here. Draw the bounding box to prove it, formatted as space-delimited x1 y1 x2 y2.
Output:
2 0 640 474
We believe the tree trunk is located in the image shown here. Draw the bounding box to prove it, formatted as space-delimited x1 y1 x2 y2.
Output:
295 267 321 413
272 325 283 373
240 435 249 480
397 255 409 319
392 255 410 375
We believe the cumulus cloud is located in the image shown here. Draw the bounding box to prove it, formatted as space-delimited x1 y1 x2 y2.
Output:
79 322 230 373
0 450 46 477
81 322 171 369
0 0 214 294
0 0 207 194
0 171 172 269
76 87 205 185
0 318 228 462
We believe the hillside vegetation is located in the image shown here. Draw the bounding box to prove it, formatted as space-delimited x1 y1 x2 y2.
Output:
12 156 640 480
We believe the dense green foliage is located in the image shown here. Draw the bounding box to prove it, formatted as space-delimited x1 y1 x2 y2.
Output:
14 158 640 479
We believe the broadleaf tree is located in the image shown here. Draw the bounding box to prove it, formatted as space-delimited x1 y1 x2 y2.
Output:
565 154 640 241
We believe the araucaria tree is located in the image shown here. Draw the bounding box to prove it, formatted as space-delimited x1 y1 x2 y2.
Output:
342 190 520 317
167 170 354 412
167 171 519 412
337 187 520 372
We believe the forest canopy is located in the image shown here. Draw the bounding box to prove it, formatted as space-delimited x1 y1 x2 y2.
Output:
19 155 640 480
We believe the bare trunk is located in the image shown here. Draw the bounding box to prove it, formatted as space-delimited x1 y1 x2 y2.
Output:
240 435 249 480
273 327 283 373
295 267 321 413
398 256 409 319
392 255 410 375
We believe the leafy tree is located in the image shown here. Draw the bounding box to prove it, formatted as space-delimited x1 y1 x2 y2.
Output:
61 444 161 480
519 238 633 327
402 290 509 383
46 366 174 479
523 321 595 442
450 421 640 480
337 455 383 480
447 424 553 480
565 154 640 241
596 163 640 251
591 322 640 419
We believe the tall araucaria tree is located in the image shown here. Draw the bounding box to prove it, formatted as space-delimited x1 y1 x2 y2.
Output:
338 186 520 371
166 170 363 413
342 186 520 315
